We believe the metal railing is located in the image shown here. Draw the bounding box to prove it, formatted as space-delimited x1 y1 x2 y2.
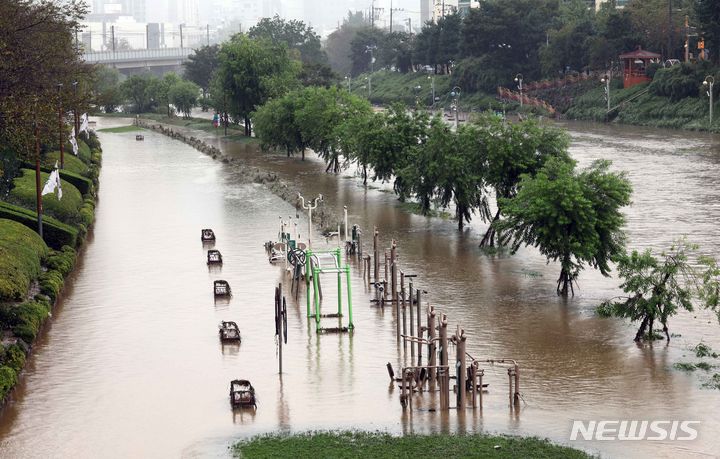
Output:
82 47 191 64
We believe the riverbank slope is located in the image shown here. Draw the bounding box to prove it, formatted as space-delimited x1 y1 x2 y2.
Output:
0 132 102 403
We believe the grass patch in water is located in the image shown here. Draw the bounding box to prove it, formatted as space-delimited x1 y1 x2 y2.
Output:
694 343 718 359
232 431 593 458
398 201 451 219
702 374 720 390
695 362 714 371
97 125 143 133
674 362 697 372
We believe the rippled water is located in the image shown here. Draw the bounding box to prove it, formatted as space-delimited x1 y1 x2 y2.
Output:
1 118 719 458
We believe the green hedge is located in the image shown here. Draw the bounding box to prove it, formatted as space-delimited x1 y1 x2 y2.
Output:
42 152 88 175
0 299 52 343
0 219 48 302
21 161 93 196
9 168 83 224
0 201 78 249
0 366 17 400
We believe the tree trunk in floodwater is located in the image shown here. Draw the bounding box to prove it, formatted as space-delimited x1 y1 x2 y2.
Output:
362 165 367 185
244 117 251 136
634 315 650 342
556 255 574 296
302 148 305 161
479 208 501 247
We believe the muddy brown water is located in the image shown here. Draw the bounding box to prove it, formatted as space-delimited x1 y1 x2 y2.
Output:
0 117 719 458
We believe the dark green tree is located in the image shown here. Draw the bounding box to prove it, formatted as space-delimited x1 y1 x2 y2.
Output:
475 114 571 247
183 45 219 109
248 15 326 64
215 34 300 136
120 74 159 113
694 0 720 64
168 80 199 118
499 158 632 295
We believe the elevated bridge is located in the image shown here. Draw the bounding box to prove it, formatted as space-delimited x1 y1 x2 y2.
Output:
82 48 191 76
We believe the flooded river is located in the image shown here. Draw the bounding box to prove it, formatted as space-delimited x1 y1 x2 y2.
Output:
1 117 719 458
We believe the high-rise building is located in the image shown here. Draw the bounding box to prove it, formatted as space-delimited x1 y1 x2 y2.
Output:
420 0 431 25
432 0 457 22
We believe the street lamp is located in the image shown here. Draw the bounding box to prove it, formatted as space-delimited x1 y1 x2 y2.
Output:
365 45 377 99
514 73 523 109
345 75 351 92
601 75 611 113
72 81 79 137
428 74 435 108
298 193 323 249
450 86 461 130
413 85 422 108
703 76 714 127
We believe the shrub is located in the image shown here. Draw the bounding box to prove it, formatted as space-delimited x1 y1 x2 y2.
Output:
0 201 78 249
3 344 26 373
45 246 76 276
0 366 17 400
8 168 83 224
42 152 88 175
0 219 48 301
39 270 64 302
0 299 51 343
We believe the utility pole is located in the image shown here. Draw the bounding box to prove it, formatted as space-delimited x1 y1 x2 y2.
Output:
33 116 43 238
207 24 210 46
180 24 184 49
406 17 412 35
57 84 64 169
371 0 375 28
111 25 116 54
146 24 149 49
668 0 673 58
390 0 393 33
684 15 689 63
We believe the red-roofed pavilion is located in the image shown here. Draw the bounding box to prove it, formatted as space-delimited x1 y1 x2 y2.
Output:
618 48 661 88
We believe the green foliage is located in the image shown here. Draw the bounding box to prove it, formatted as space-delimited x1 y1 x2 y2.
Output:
96 125 142 133
499 158 632 295
9 169 83 224
0 366 17 400
674 362 697 372
326 12 367 76
214 34 300 135
650 64 707 101
183 45 219 96
168 80 200 119
42 151 88 176
120 74 159 113
39 270 64 302
45 246 76 276
2 344 26 373
248 15 326 65
0 299 51 343
0 219 48 301
597 239 703 341
91 65 124 113
233 431 592 459
0 201 78 249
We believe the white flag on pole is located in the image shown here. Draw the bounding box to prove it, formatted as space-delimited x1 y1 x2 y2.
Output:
41 162 62 200
80 113 89 135
70 127 79 156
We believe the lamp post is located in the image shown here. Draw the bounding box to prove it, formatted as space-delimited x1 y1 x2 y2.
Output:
345 75 351 92
298 193 323 249
365 45 377 99
57 83 64 169
601 74 611 113
514 73 523 109
450 86 461 130
72 81 79 137
428 74 435 108
703 76 714 127
413 85 422 108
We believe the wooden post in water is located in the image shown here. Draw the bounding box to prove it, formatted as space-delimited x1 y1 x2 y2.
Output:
455 326 466 410
438 314 449 409
508 367 514 405
514 364 520 407
427 304 436 386
400 271 406 349
470 361 478 408
416 289 422 364
373 227 379 284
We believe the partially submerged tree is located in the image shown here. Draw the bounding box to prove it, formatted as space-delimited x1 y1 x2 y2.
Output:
168 80 199 118
499 158 632 295
598 240 700 342
476 114 571 247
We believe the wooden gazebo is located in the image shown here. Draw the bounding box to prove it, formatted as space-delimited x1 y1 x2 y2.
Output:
618 48 661 88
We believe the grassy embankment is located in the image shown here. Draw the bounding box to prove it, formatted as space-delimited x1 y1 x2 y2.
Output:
0 131 102 402
350 71 508 113
565 82 719 132
233 431 593 458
